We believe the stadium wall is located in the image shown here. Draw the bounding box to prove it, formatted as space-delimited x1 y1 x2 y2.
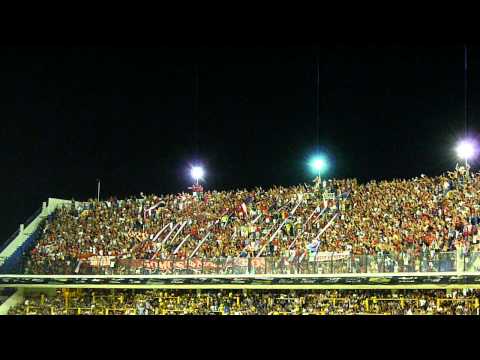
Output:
0 289 23 315
0 198 83 274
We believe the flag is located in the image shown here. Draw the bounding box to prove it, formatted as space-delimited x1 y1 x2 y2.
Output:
307 241 317 252
241 203 249 217
74 260 82 274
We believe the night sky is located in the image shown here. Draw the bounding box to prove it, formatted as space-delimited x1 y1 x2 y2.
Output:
0 45 477 245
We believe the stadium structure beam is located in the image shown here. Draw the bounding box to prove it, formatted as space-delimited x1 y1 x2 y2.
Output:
168 221 187 245
256 195 304 257
173 235 190 255
2 272 480 290
289 206 327 250
160 223 179 244
251 213 262 224
152 223 171 242
313 213 339 259
189 233 211 258
150 223 179 259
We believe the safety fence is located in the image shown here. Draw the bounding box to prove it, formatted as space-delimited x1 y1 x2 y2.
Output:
464 252 480 272
8 251 461 276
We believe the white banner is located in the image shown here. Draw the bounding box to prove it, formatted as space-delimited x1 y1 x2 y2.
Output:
89 256 115 267
309 251 350 262
322 192 336 200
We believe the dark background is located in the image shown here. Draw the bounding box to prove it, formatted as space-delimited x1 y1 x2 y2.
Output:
0 45 477 245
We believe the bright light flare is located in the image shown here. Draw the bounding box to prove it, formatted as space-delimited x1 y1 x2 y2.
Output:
190 166 205 181
455 140 476 161
309 156 328 173
312 159 325 171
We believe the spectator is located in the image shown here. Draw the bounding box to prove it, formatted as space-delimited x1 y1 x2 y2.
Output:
19 168 480 275
8 288 480 316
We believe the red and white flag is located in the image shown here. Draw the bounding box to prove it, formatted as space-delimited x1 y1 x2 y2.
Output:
241 203 249 217
74 260 82 274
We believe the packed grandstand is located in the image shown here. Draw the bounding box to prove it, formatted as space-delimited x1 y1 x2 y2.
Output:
8 289 480 315
2 165 480 315
16 165 480 275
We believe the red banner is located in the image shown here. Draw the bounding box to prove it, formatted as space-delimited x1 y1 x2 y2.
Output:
114 257 267 273
251 258 266 272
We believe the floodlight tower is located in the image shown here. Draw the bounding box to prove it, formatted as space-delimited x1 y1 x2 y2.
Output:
455 140 475 168
190 166 205 186
309 155 327 190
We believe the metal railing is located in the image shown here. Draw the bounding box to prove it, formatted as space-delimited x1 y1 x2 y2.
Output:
464 251 480 272
0 207 43 254
24 207 43 230
11 251 460 276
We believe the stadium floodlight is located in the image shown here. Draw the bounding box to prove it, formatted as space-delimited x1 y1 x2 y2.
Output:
309 155 328 190
309 155 328 174
455 139 476 166
190 166 205 185
311 158 326 172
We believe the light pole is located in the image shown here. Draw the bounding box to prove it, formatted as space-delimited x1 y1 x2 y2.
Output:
97 179 101 202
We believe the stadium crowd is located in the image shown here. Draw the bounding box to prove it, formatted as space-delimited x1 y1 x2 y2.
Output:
8 289 480 315
18 165 480 275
